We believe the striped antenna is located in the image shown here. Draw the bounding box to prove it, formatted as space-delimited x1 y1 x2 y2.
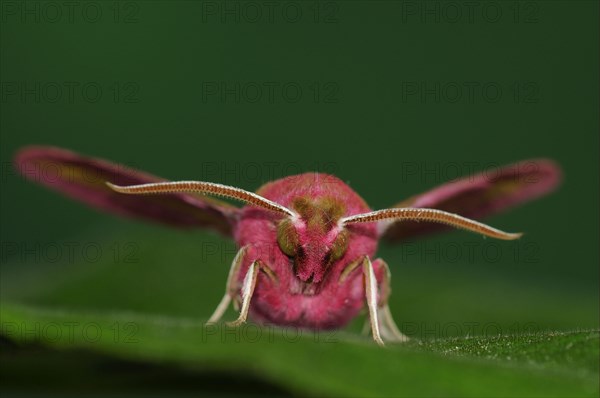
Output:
340 208 522 240
106 181 295 217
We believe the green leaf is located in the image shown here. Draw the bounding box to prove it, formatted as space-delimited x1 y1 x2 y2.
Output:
1 303 598 397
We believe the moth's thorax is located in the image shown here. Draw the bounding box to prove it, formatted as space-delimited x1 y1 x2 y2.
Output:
234 173 378 286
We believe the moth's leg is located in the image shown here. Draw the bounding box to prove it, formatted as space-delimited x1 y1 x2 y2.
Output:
226 259 262 327
362 256 385 346
373 258 409 343
206 245 249 325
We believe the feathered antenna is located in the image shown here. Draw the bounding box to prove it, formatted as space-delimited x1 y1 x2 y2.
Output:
107 181 295 217
340 208 522 240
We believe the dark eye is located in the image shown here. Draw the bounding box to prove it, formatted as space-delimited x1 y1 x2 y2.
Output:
323 251 332 265
277 219 299 257
296 246 306 260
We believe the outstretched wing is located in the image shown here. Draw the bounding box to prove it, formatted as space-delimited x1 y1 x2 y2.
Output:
14 146 238 235
381 159 562 241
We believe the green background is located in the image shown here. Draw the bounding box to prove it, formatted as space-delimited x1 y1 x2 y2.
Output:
1 1 598 396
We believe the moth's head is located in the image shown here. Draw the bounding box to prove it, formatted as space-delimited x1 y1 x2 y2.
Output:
277 196 349 283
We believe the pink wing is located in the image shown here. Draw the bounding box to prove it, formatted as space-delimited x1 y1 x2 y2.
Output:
14 146 238 235
382 159 562 241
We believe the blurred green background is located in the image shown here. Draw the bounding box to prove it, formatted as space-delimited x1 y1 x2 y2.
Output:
1 1 598 396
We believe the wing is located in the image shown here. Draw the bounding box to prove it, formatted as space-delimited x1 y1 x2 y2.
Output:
381 159 562 242
14 146 239 235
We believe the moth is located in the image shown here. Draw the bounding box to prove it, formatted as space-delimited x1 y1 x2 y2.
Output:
15 147 561 345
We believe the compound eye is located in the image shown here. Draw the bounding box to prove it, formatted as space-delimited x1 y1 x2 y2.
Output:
330 229 349 261
277 219 299 257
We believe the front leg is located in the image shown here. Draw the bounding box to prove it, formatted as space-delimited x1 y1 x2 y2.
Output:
374 258 409 343
227 258 277 327
349 256 409 345
206 245 277 327
206 245 249 324
362 256 385 346
226 259 261 327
